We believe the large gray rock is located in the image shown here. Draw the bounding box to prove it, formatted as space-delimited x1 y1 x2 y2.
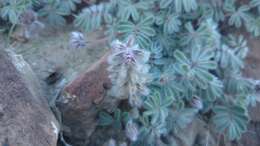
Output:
0 51 59 146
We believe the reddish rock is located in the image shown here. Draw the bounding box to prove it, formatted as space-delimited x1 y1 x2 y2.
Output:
236 30 260 146
57 51 117 146
249 102 260 122
62 51 111 108
241 32 260 122
0 51 59 146
243 33 260 80
231 122 260 146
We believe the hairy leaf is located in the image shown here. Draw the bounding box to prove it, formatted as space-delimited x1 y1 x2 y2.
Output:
144 90 174 124
224 4 252 28
118 15 155 48
212 105 248 140
118 0 150 21
174 0 198 13
74 4 104 32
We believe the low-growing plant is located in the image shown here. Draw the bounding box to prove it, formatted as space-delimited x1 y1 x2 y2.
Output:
95 0 259 145
107 36 151 107
0 0 80 32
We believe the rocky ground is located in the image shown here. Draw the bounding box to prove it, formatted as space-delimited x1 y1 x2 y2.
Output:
0 26 109 146
0 50 59 146
0 26 259 146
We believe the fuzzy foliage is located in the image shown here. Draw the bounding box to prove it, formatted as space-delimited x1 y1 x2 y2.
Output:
107 36 151 107
96 0 259 145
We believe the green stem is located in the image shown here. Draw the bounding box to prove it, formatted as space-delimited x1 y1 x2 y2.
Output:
7 24 16 47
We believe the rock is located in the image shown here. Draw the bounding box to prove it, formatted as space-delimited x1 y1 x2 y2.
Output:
233 30 260 145
171 118 217 146
0 50 59 146
243 32 260 80
61 51 111 107
239 123 260 146
242 32 260 122
230 122 260 146
249 102 260 122
57 51 117 146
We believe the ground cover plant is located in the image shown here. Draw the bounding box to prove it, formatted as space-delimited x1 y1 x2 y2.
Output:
1 0 260 146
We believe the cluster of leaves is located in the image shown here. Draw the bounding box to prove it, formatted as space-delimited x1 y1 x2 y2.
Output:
1 0 259 36
96 0 259 146
38 0 81 26
0 0 34 25
0 0 81 31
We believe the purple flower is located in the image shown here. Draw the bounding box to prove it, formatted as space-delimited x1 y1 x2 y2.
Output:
191 96 203 110
111 36 143 65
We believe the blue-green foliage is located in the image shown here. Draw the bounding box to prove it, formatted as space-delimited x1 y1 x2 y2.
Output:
0 0 33 24
0 0 259 145
94 0 258 145
1 0 259 36
74 4 104 32
99 109 130 129
0 0 80 27
212 105 248 140
38 0 80 26
144 90 174 124
117 15 156 48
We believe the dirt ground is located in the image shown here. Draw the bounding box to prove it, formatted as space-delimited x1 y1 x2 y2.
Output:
1 26 108 83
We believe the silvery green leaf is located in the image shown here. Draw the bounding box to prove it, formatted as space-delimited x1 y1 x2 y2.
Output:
118 16 155 48
167 108 197 131
59 0 80 13
225 5 251 28
0 0 31 24
163 13 181 34
98 112 114 126
174 0 198 13
144 90 173 124
250 0 260 10
182 19 220 48
118 0 150 22
74 4 104 32
104 13 113 24
212 105 248 140
38 0 69 26
245 17 260 37
174 50 190 65
160 0 173 9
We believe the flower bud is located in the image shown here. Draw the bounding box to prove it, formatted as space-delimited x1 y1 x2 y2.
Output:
104 138 116 146
130 107 140 119
125 120 139 142
191 96 203 110
119 142 127 146
69 31 87 49
129 96 143 108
